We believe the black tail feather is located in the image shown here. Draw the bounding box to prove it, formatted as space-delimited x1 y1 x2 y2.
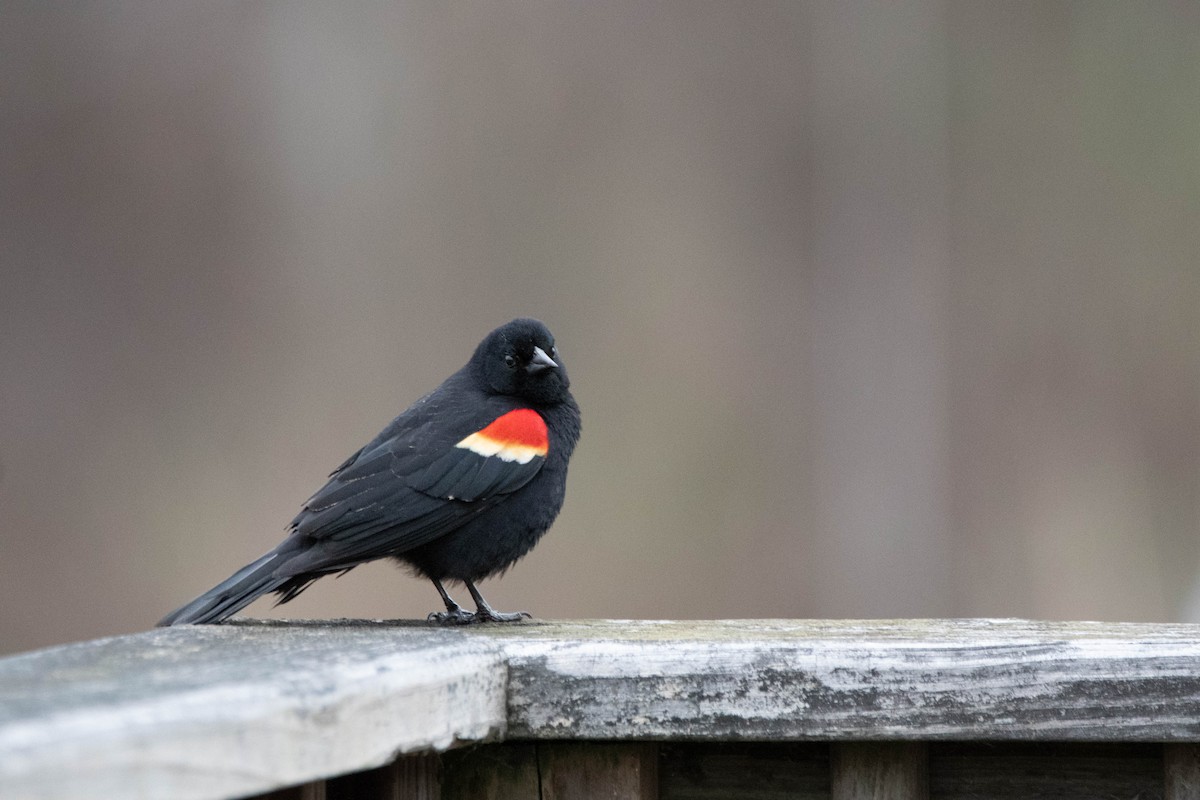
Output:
273 574 321 605
157 552 288 626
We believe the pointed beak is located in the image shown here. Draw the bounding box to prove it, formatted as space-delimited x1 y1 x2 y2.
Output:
526 346 558 373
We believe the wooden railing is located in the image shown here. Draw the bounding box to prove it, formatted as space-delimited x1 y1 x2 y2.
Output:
3 619 1200 798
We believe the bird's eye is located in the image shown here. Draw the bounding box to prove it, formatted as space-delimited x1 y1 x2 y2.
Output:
504 354 517 368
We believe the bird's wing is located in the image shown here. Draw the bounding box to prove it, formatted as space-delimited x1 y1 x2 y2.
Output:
403 407 549 501
283 407 548 565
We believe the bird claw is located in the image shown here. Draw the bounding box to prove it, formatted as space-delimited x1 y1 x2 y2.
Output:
426 608 531 625
473 609 532 623
427 607 476 625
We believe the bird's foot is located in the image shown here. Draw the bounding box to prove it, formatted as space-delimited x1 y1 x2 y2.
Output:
426 606 530 625
427 605 476 626
472 608 532 624
461 580 532 623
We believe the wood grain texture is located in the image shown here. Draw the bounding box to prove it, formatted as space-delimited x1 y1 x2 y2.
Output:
1166 744 1200 800
832 742 927 800
5 618 1200 799
539 742 658 800
500 619 1200 741
0 621 507 800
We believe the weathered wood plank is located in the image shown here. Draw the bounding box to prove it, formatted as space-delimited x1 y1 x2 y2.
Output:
538 742 658 800
500 619 1200 741
831 742 927 800
5 618 1200 799
0 621 506 800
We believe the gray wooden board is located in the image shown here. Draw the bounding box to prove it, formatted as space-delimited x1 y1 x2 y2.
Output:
0 621 506 800
500 619 1200 741
3 618 1200 800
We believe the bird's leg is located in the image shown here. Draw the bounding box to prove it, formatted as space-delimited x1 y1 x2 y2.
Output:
426 579 475 625
465 580 531 623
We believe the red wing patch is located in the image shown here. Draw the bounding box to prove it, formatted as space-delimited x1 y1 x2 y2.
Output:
455 409 549 464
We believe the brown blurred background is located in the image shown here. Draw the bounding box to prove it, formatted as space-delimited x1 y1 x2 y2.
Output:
2 2 1199 656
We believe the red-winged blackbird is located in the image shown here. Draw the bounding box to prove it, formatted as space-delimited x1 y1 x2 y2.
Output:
159 318 581 626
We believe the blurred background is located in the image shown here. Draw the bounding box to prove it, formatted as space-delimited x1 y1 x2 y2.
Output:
3 2 1199 656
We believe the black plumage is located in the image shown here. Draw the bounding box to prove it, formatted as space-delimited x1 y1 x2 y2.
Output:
158 318 581 626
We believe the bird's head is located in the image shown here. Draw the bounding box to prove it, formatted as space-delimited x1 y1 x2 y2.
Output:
472 318 571 405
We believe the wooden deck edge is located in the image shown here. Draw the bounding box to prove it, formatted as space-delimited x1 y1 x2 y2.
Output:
3 618 1200 799
0 622 508 800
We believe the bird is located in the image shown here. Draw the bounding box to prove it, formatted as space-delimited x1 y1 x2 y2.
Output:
158 317 581 626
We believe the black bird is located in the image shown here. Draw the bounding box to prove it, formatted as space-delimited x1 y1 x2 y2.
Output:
159 318 581 626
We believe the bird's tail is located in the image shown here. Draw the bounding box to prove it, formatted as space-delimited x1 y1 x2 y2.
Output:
157 552 288 626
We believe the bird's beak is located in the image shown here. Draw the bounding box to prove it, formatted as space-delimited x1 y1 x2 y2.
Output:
527 346 558 373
